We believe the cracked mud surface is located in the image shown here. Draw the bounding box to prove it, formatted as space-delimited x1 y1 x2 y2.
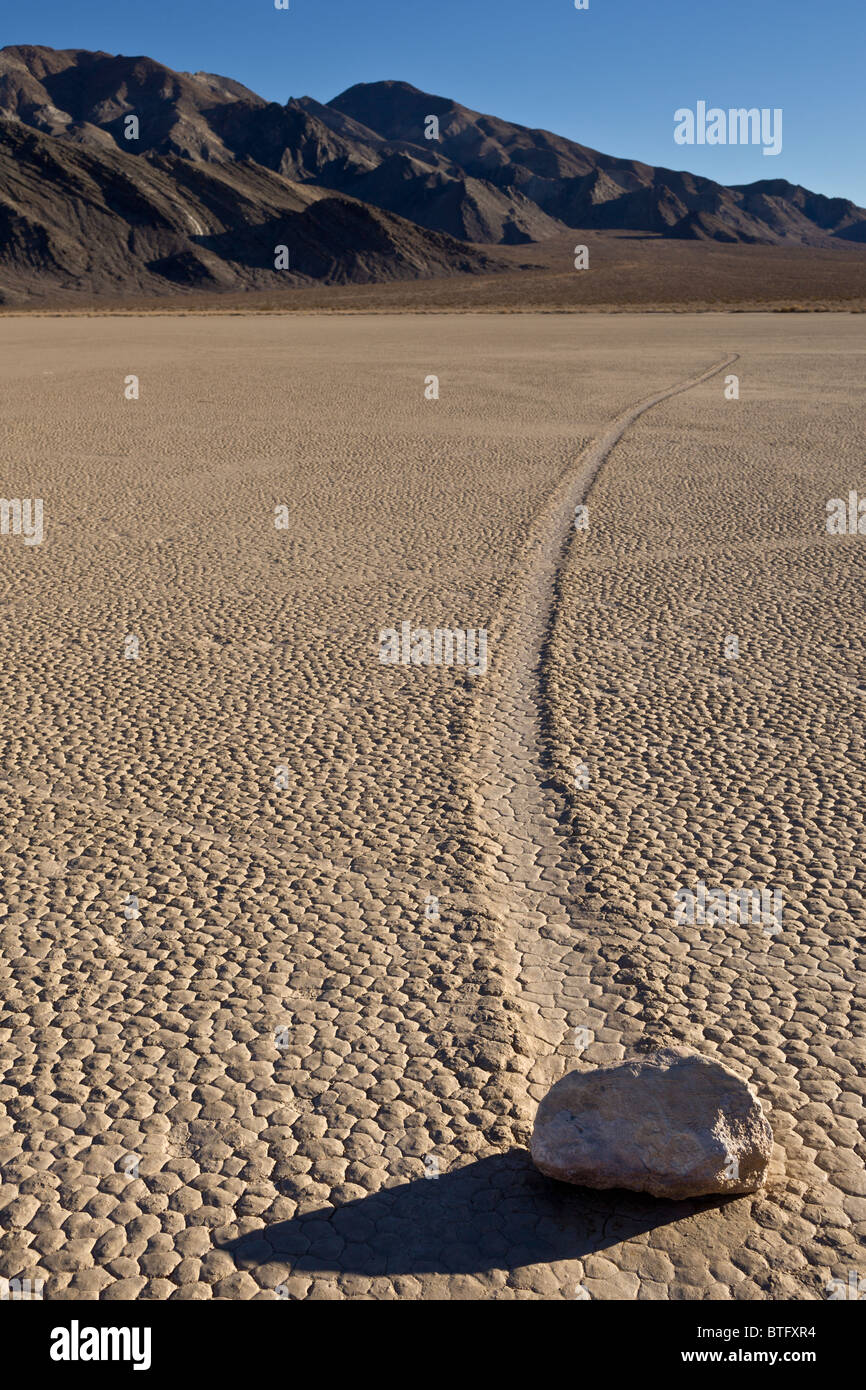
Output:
0 314 863 1299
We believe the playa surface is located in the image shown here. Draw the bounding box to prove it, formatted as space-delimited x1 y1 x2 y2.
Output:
0 312 862 1300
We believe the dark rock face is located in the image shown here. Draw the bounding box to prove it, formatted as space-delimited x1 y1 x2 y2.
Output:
0 111 498 302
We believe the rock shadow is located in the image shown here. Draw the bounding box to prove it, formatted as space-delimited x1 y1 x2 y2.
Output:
222 1150 733 1278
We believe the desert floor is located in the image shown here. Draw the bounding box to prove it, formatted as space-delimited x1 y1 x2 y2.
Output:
0 312 863 1300
7 231 866 312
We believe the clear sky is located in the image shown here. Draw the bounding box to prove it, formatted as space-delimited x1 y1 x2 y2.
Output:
4 0 864 204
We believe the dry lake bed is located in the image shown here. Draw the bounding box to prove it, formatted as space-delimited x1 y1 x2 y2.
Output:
0 312 863 1300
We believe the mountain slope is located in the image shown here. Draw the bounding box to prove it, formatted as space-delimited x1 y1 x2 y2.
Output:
0 115 498 303
0 45 864 302
328 79 866 246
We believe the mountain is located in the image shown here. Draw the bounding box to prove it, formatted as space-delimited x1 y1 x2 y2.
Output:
326 81 866 246
0 117 497 302
0 49 499 302
0 45 864 302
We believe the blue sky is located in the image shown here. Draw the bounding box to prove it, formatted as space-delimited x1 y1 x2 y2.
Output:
5 0 864 204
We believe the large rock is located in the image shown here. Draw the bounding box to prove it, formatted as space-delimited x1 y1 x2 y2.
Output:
530 1048 773 1199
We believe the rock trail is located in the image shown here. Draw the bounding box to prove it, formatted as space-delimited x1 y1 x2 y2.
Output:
462 354 740 1103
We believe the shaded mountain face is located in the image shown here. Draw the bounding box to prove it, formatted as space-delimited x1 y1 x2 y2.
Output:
326 81 866 246
0 115 498 303
0 49 501 302
0 45 863 300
